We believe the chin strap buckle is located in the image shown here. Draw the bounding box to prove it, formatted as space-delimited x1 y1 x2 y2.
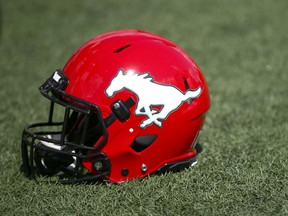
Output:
104 97 135 126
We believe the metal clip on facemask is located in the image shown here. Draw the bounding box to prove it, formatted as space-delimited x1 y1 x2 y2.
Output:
40 69 69 96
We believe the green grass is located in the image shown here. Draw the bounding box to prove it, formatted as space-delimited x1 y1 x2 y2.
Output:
1 0 288 215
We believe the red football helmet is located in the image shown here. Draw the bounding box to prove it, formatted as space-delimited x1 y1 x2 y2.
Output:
21 30 210 183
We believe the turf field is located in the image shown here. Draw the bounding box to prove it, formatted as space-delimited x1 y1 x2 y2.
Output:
0 0 287 215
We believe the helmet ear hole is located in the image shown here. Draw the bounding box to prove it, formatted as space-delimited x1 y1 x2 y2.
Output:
130 135 157 152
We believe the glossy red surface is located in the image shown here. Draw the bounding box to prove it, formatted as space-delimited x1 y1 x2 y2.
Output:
63 29 210 182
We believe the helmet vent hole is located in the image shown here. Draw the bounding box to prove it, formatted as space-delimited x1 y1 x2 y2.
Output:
183 77 192 105
114 44 131 53
130 135 158 153
183 77 190 90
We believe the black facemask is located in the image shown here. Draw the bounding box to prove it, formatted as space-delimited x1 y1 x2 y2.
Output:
21 70 134 183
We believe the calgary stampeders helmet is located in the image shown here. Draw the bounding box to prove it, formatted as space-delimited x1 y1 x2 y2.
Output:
21 30 210 183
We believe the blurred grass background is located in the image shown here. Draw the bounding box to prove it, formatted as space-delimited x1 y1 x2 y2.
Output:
0 0 288 215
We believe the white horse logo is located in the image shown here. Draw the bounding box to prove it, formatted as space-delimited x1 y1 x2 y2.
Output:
106 69 201 128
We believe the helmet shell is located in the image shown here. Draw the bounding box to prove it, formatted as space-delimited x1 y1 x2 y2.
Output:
63 30 210 182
